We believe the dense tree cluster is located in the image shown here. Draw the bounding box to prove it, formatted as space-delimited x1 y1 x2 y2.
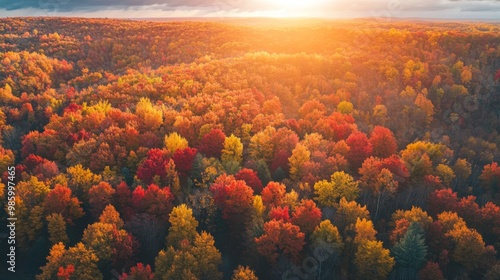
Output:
0 17 500 279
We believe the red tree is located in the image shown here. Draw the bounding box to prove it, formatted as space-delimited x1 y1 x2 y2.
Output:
115 182 133 220
210 175 254 222
136 148 170 185
119 263 154 280
427 189 459 217
269 206 291 223
346 131 373 170
235 168 263 194
57 265 75 280
88 182 116 218
261 181 287 208
43 184 84 224
172 147 198 177
197 129 225 158
369 126 398 158
142 184 174 222
291 199 322 235
255 220 305 264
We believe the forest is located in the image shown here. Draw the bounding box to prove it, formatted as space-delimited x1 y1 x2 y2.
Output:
0 17 500 280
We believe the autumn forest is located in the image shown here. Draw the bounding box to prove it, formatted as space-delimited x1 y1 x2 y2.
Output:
1 17 500 280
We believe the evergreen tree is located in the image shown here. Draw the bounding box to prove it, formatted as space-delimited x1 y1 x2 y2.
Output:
391 222 427 280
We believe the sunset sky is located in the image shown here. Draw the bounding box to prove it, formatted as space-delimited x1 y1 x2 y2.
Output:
1 0 500 19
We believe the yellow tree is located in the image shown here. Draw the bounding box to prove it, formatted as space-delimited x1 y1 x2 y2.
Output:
37 242 102 280
66 164 102 200
166 204 199 248
232 266 258 280
81 222 115 261
221 134 244 165
354 218 377 244
310 220 343 250
190 231 222 280
46 213 69 245
136 97 163 130
99 204 124 229
249 126 276 163
446 223 486 271
289 143 310 181
314 171 359 208
155 241 199 280
354 240 395 280
165 132 188 154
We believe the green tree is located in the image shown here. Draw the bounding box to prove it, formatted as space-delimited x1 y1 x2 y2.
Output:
392 223 427 280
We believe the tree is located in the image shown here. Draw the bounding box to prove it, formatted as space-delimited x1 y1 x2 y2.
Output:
141 184 174 222
46 213 69 245
221 134 244 165
88 181 116 218
190 231 222 280
166 204 199 248
337 101 354 114
172 147 198 177
435 164 455 187
235 168 263 194
135 98 163 130
249 126 276 163
333 198 370 235
119 263 154 280
197 129 225 158
165 132 189 154
291 199 322 235
231 266 258 280
369 126 397 158
136 148 170 185
269 206 291 222
82 222 116 261
154 241 198 280
115 182 133 220
427 189 459 217
392 223 427 280
255 220 305 264
354 240 394 280
480 162 500 199
354 218 377 244
261 181 286 208
314 171 359 207
391 207 433 231
446 223 486 271
346 131 373 170
311 220 343 249
289 143 310 181
43 184 84 224
418 262 445 280
99 204 124 229
37 242 102 280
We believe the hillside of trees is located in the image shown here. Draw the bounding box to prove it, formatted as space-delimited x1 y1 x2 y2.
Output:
1 17 500 279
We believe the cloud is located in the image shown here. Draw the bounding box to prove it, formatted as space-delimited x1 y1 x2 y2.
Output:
1 0 500 18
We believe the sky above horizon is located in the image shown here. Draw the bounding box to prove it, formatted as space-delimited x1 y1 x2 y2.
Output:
1 0 500 19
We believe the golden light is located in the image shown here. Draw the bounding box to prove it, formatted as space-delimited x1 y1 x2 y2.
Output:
269 0 328 9
265 0 331 17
